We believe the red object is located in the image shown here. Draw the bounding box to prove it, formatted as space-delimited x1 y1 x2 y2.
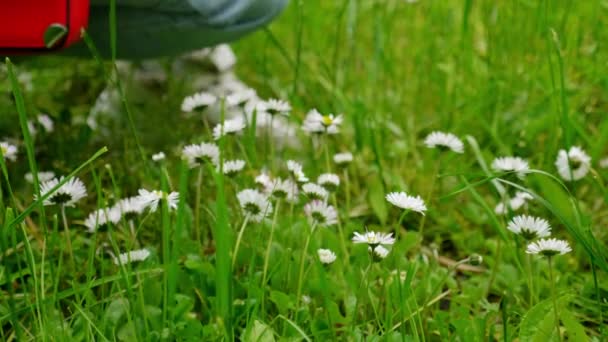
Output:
0 0 89 54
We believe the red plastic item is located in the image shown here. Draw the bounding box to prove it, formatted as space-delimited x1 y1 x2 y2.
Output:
0 0 89 54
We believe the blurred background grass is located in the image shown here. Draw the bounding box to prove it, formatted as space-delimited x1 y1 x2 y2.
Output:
1 0 608 339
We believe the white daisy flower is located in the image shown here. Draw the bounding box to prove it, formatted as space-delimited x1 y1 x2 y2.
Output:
491 156 530 179
137 189 179 212
84 207 121 233
317 173 340 191
25 171 55 184
18 71 33 92
304 200 338 226
526 238 572 257
266 178 298 202
255 172 273 189
152 152 166 162
221 159 246 175
510 191 533 208
333 152 353 165
302 121 325 134
0 141 17 161
317 249 337 264
181 92 217 112
352 231 396 248
114 196 147 219
258 98 291 116
213 117 246 140
370 245 390 260
302 109 343 134
237 189 273 222
494 191 534 215
226 88 257 108
113 248 151 266
385 192 427 215
302 183 329 201
38 177 87 207
286 160 309 183
555 146 591 181
209 44 237 71
37 114 54 132
423 131 464 153
182 142 219 168
29 114 55 135
507 215 552 240
301 110 324 134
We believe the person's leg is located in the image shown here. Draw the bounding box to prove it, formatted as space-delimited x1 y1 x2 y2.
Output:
67 0 288 59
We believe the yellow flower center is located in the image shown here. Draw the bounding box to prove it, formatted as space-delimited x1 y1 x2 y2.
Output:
366 233 377 243
321 115 333 126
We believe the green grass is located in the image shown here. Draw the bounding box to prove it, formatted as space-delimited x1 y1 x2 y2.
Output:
1 0 608 340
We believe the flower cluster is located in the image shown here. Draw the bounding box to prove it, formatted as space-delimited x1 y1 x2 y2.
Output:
507 214 571 257
352 231 396 260
84 190 178 233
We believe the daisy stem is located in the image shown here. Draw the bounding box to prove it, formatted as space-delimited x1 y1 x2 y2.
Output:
426 257 469 304
202 115 212 138
232 214 251 268
128 220 137 246
417 156 441 243
433 155 443 195
194 166 204 245
526 253 535 306
60 206 75 269
396 210 409 238
269 116 275 171
236 140 252 166
161 165 173 191
261 200 281 313
548 256 562 341
295 222 316 311
351 258 373 330
485 238 502 299
343 168 351 215
323 136 331 172
591 262 605 336
332 193 349 262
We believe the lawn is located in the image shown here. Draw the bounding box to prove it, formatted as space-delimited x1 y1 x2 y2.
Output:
1 0 607 340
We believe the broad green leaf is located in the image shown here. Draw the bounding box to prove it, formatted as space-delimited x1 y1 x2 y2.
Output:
117 321 137 341
173 294 194 321
326 300 347 326
242 320 275 342
103 298 130 327
519 295 569 342
269 290 293 315
184 255 206 272
560 308 588 342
